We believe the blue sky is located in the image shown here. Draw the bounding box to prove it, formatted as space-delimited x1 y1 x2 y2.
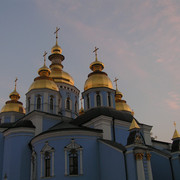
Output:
1 0 180 142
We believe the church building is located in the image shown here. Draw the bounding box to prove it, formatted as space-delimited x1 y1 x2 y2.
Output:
0 28 180 180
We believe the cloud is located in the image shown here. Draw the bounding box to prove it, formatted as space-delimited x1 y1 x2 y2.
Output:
156 58 164 63
165 91 180 110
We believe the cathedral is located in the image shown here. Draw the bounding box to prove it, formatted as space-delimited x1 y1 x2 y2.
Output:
0 28 180 180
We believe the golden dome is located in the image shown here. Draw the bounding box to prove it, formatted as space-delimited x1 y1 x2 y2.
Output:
49 64 74 85
115 87 133 114
1 81 25 114
48 28 74 86
38 64 51 76
9 89 20 101
28 57 59 92
1 101 25 114
84 72 113 91
28 78 59 92
115 100 132 112
51 27 62 54
90 60 104 72
84 47 113 91
51 43 62 54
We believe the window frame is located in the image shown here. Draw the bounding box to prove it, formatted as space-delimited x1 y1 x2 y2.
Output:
40 142 55 178
64 139 83 176
37 95 41 110
50 96 54 111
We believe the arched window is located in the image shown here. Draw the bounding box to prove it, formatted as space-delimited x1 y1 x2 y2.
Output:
44 152 51 177
96 93 101 107
66 98 70 110
37 95 41 110
87 95 90 109
50 96 54 111
75 101 78 113
28 97 31 112
40 142 55 178
69 149 78 175
108 93 111 107
64 139 83 176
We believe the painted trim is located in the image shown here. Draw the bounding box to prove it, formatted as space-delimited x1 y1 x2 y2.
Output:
31 131 102 144
4 127 35 137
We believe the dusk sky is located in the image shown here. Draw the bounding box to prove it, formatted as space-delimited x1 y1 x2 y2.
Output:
1 0 180 142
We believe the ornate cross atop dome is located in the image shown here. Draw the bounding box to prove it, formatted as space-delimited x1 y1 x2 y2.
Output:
93 46 99 61
54 27 60 43
114 77 119 90
43 51 47 65
15 77 18 90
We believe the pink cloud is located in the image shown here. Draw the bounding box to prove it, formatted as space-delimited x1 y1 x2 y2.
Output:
165 91 180 110
156 58 164 63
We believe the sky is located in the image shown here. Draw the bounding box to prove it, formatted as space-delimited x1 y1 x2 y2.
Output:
0 0 180 142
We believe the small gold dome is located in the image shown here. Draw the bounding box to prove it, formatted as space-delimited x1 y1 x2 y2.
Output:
115 100 132 112
1 101 25 114
9 89 20 101
1 83 25 114
51 27 62 54
90 60 104 72
115 87 133 114
84 47 113 91
28 78 59 92
84 72 113 91
51 43 62 54
38 64 51 76
28 60 59 92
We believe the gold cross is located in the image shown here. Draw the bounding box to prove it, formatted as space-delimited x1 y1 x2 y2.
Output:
93 46 99 61
15 77 18 90
43 51 47 65
54 27 60 41
174 121 176 129
113 77 119 89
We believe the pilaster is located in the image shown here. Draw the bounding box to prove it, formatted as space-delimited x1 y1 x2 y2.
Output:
146 153 153 180
135 152 145 180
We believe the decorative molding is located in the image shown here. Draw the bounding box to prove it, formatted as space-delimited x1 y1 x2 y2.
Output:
146 153 151 161
31 130 102 144
135 153 144 160
4 127 35 137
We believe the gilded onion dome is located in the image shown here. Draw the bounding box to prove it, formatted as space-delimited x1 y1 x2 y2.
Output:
84 47 113 91
28 52 59 92
114 79 134 115
48 27 74 85
1 79 25 114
